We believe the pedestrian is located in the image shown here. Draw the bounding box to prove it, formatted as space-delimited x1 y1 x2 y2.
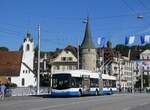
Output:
0 82 2 99
0 83 6 101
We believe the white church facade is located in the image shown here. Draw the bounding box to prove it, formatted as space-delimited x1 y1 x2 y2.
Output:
11 33 36 87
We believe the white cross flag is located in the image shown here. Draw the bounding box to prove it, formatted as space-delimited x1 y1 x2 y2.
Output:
97 37 101 45
144 35 150 43
128 36 135 45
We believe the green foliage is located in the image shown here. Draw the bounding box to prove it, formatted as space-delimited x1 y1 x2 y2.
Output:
114 44 129 56
40 74 51 87
6 83 17 88
0 47 9 51
134 75 149 88
114 44 150 59
34 46 50 58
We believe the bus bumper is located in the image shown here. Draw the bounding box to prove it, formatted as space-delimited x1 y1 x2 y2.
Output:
51 91 80 96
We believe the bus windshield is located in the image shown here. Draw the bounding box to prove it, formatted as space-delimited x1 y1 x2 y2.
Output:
52 74 71 90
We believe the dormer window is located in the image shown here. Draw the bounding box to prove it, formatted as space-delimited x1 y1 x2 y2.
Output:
26 44 30 51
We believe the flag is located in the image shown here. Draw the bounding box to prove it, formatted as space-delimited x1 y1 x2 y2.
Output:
101 37 106 48
140 36 145 44
97 37 106 47
125 36 135 45
97 37 101 45
144 35 150 43
140 35 150 44
125 36 129 45
128 36 135 44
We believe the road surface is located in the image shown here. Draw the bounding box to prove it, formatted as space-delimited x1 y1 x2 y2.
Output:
0 93 150 110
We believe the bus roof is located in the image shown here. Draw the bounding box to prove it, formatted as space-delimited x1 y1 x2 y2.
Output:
52 70 116 80
102 74 116 80
52 70 99 78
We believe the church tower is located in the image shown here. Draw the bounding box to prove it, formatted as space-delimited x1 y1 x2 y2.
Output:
11 33 36 87
19 32 35 87
22 33 34 70
80 17 97 72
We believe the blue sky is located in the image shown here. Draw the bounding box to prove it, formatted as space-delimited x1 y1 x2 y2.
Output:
0 0 150 51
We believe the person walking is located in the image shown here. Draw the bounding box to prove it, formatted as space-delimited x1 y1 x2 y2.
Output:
0 83 6 101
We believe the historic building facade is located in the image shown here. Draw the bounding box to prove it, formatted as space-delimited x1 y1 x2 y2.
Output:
133 49 150 87
46 45 78 73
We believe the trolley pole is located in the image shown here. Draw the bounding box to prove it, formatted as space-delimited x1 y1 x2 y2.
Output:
37 24 41 95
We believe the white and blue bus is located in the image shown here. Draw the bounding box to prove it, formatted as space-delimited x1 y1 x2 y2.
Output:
102 74 117 95
51 70 117 96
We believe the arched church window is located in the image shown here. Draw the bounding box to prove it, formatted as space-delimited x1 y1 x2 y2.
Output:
22 78 25 86
26 44 30 51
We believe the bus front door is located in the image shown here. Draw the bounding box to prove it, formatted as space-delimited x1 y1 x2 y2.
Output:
82 75 90 95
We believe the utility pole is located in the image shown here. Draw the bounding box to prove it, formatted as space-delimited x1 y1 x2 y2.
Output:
140 64 143 91
37 24 40 95
118 53 121 92
131 62 134 93
77 39 80 70
102 48 105 75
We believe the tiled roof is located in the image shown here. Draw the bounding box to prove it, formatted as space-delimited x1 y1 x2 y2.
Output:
0 51 22 76
141 49 150 54
47 45 77 60
64 45 77 57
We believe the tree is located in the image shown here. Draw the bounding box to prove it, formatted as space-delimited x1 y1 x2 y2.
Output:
40 74 51 87
114 44 129 56
0 47 9 51
134 75 149 88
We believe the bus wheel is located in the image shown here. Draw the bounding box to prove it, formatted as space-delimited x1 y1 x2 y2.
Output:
79 89 82 96
95 89 99 96
110 88 112 95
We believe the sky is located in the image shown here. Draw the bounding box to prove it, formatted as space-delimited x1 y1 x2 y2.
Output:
0 0 150 51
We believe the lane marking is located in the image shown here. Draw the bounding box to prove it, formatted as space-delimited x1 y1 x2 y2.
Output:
0 98 53 106
26 98 107 110
139 102 149 106
122 107 131 110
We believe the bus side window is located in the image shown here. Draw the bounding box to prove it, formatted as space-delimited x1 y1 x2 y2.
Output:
71 77 82 88
90 78 99 87
71 78 76 87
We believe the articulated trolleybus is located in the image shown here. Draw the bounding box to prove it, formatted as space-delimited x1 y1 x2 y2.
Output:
51 70 117 96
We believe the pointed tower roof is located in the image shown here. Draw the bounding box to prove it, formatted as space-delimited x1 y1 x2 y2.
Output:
81 17 95 49
24 32 33 42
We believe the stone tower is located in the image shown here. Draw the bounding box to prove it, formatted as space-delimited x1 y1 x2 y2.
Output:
80 17 97 72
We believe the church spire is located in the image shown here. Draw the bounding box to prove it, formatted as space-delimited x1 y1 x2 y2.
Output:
81 17 95 49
